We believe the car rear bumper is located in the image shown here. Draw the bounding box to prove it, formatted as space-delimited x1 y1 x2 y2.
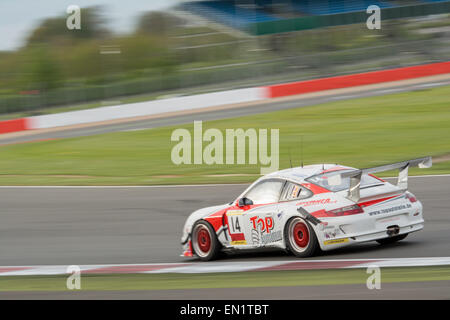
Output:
319 220 424 251
316 201 424 251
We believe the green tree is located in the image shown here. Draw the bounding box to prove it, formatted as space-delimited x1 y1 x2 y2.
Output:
26 46 61 91
26 6 110 46
135 11 181 36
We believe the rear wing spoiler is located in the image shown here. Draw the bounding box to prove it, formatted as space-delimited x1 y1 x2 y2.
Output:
330 157 432 202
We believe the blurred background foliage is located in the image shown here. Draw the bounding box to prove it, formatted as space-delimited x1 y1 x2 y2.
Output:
0 6 448 115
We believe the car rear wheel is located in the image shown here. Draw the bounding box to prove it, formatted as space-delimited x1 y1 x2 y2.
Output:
376 233 408 245
285 217 319 258
191 220 221 261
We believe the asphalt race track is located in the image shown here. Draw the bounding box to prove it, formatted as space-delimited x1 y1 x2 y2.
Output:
1 176 449 266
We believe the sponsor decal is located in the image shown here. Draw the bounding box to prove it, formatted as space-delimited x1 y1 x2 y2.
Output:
250 216 274 233
323 227 343 239
291 185 301 198
259 230 282 244
324 238 349 245
231 240 247 245
227 210 244 216
296 198 337 207
368 203 412 216
250 216 282 245
183 241 193 257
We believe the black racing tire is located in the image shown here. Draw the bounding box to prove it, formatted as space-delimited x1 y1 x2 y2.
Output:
191 220 221 261
376 233 408 245
284 216 319 258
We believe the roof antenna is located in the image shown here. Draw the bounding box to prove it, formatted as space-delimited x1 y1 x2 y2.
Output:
288 147 293 168
300 135 304 168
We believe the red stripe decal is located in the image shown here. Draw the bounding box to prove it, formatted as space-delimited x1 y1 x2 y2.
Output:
230 233 245 241
321 166 347 174
301 183 330 195
359 195 398 208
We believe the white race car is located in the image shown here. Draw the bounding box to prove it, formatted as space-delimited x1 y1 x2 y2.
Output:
181 157 432 261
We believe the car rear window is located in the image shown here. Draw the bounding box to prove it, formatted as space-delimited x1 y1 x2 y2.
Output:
279 182 312 201
306 170 383 192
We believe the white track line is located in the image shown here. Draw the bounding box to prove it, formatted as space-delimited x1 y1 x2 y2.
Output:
1 257 449 276
0 184 248 188
0 174 449 188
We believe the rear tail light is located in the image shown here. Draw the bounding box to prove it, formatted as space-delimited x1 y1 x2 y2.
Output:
405 192 417 203
313 204 364 218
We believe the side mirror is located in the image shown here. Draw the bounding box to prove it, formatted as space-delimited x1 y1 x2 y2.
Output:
238 197 253 207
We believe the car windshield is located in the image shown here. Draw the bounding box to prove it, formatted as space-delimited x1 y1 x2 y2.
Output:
306 170 383 192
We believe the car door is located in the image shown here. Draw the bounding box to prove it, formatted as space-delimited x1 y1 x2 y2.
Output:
226 179 285 248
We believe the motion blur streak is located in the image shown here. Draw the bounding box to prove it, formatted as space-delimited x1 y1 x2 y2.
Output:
0 176 448 266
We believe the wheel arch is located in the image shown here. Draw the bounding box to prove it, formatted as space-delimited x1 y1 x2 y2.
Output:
281 208 321 244
191 219 222 260
283 214 321 257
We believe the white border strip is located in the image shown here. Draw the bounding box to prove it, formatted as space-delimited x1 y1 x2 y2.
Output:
1 257 450 276
0 174 448 188
30 88 266 129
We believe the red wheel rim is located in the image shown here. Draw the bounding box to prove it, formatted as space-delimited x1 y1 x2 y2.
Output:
293 222 309 248
197 227 211 253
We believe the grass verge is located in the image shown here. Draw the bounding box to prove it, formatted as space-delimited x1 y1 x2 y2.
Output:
0 85 449 185
1 266 450 292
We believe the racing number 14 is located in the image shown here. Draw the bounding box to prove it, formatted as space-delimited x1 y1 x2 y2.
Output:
226 211 247 245
226 210 245 235
229 216 241 233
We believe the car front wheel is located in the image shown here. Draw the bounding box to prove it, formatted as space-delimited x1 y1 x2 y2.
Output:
191 220 221 261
